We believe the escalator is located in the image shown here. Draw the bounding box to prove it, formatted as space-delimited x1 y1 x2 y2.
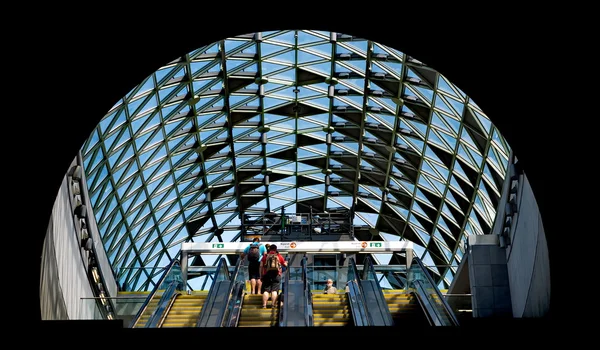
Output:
311 293 352 326
383 290 429 326
344 256 394 326
130 258 185 328
236 293 279 327
407 256 460 326
130 256 245 328
160 292 208 327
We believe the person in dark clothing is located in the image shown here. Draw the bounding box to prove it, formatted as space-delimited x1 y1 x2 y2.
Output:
240 237 267 294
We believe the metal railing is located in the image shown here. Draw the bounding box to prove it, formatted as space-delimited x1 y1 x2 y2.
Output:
129 258 182 328
409 256 460 326
347 258 371 326
302 256 314 327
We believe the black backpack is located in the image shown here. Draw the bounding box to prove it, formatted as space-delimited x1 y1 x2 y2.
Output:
248 244 261 262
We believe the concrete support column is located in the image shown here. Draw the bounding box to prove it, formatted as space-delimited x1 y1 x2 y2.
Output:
468 235 512 318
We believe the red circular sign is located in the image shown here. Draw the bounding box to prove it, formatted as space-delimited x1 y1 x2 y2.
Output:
290 242 297 248
361 242 367 248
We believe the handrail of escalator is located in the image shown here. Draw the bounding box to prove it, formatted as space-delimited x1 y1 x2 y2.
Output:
302 255 313 327
196 257 230 327
412 279 443 326
278 256 290 327
144 280 182 328
347 257 371 326
221 257 245 327
362 256 394 326
411 256 460 326
129 258 181 328
157 289 182 327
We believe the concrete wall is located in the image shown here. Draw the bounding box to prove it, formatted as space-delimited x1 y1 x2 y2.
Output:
491 156 551 318
468 235 512 318
504 174 551 317
39 175 98 320
39 155 119 320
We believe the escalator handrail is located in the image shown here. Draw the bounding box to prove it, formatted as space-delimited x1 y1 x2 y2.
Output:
157 290 182 328
129 257 181 328
144 280 180 328
412 280 444 326
348 257 372 326
220 257 245 327
302 255 313 327
362 256 394 326
196 257 230 327
278 256 290 327
411 256 460 326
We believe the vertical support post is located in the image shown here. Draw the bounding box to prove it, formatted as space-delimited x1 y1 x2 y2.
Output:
405 247 413 270
181 250 188 290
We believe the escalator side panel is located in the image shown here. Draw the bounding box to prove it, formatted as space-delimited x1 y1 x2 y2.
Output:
196 280 232 327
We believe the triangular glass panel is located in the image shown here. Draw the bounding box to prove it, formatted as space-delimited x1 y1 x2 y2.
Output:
269 49 295 64
270 68 295 82
491 128 510 156
473 108 492 135
438 130 458 150
305 61 332 76
359 212 379 226
430 112 452 134
380 231 399 241
308 42 333 58
406 137 424 153
344 40 368 55
298 49 327 64
457 144 477 169
411 199 431 220
298 30 326 45
427 129 451 151
387 203 409 220
352 214 369 226
459 127 478 151
444 190 461 211
434 95 455 115
263 96 289 110
430 160 450 180
437 76 460 99
269 30 296 45
445 95 465 117
440 112 461 135
297 117 321 130
486 146 502 173
297 147 320 159
465 143 483 168
262 61 290 75
421 159 443 181
297 188 316 200
451 160 471 184
370 62 387 75
426 174 446 197
224 39 247 54
297 163 320 172
473 194 489 223
346 59 367 74
367 199 381 211
190 61 215 77
260 42 288 57
413 86 434 104
225 59 251 73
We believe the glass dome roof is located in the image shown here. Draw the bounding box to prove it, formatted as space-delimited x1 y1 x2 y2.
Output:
81 30 511 292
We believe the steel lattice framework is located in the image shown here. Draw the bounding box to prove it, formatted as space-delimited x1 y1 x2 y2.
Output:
81 30 511 292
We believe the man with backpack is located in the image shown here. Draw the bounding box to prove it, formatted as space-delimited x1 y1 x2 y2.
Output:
260 244 287 308
240 237 267 294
